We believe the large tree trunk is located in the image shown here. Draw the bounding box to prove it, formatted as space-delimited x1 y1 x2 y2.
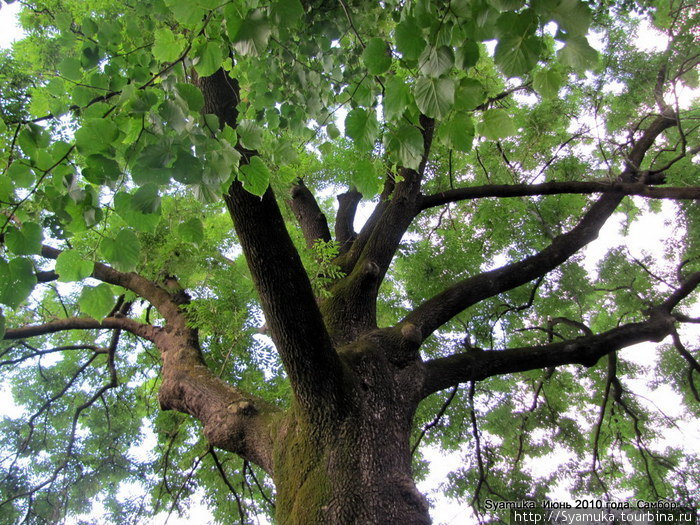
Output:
271 338 430 525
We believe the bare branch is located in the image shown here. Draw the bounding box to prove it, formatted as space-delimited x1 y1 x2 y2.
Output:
405 112 681 341
0 342 105 367
475 84 531 111
405 193 623 340
658 271 700 312
411 385 458 456
225 181 346 418
3 316 159 342
420 180 700 211
421 311 675 398
40 245 187 329
322 116 436 343
289 181 331 249
209 450 247 524
335 188 362 253
35 270 58 283
199 66 346 420
671 329 700 403
592 354 616 472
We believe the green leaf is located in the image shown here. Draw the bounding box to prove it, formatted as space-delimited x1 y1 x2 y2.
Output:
413 77 455 119
131 184 161 214
172 150 205 185
224 4 244 39
345 108 380 152
386 125 424 170
100 230 140 272
362 38 392 75
79 283 115 320
551 0 592 36
75 119 118 155
557 36 598 71
114 192 160 233
5 223 43 255
327 123 341 139
7 163 35 188
232 10 271 57
418 46 454 77
132 141 175 186
414 0 438 27
395 18 426 61
18 123 50 156
494 35 542 77
456 40 480 69
383 77 411 121
0 176 13 202
29 89 50 117
0 309 5 339
192 182 221 203
195 40 224 77
58 57 82 82
442 112 475 152
495 10 536 37
0 258 37 308
272 0 304 26
238 156 270 197
272 140 299 165
175 83 204 113
455 78 486 110
179 218 204 244
491 0 525 11
351 157 380 197
56 250 94 282
164 0 206 28
153 27 183 63
83 155 121 185
533 68 563 98
192 0 223 7
479 109 517 140
238 120 263 151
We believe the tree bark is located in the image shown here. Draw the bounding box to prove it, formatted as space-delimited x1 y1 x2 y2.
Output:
290 180 331 249
271 331 430 524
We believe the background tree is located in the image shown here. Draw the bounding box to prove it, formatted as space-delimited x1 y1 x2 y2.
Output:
0 0 698 523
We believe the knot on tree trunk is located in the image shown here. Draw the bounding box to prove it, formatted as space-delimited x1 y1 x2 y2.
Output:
400 322 422 345
228 400 257 415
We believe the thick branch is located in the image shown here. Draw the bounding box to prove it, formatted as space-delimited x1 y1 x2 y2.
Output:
198 68 347 419
290 181 331 249
404 192 623 340
225 183 347 417
40 245 186 329
404 112 679 340
421 272 699 397
421 312 675 397
156 334 280 474
3 316 159 342
322 117 436 343
335 188 362 253
355 116 435 272
420 181 700 210
658 271 700 312
36 270 58 282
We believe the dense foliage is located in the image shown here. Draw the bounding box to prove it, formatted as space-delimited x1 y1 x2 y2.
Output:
0 0 698 522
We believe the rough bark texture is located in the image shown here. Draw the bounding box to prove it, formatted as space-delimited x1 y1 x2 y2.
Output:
272 331 430 524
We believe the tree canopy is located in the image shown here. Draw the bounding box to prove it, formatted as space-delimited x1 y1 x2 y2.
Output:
0 0 698 522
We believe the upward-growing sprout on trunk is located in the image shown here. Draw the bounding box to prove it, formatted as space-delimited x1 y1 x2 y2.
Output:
0 0 698 522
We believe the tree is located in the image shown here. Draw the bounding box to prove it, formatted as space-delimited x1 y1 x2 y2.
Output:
0 0 698 522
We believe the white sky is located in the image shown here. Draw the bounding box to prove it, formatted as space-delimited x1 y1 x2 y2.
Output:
0 2 21 48
0 5 698 525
